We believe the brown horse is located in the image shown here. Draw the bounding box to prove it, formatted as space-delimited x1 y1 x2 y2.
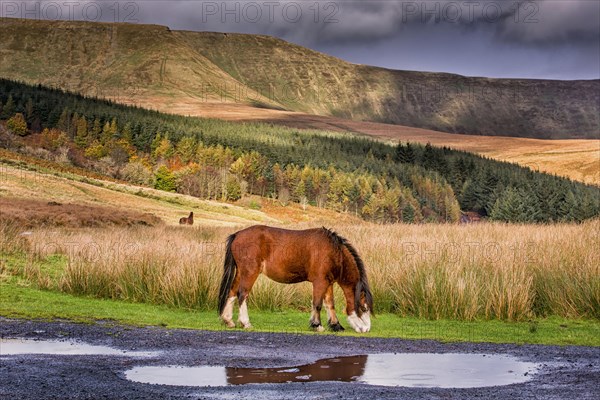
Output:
179 212 194 225
218 225 373 333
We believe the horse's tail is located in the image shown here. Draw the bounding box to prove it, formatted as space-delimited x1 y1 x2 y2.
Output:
218 233 237 315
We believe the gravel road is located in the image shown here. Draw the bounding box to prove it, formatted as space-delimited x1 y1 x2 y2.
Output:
1 318 598 399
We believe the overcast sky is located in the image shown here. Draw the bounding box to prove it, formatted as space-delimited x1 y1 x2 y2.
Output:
4 0 599 79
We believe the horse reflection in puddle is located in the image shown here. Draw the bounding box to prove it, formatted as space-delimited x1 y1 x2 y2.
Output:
226 355 367 384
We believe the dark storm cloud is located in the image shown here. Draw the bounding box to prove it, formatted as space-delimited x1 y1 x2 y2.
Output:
121 0 600 48
10 1 592 47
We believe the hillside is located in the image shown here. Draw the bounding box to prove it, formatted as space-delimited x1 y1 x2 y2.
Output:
0 158 356 228
0 17 598 139
185 106 600 185
1 79 599 224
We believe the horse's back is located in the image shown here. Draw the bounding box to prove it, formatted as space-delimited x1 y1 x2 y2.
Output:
233 225 326 249
231 225 339 283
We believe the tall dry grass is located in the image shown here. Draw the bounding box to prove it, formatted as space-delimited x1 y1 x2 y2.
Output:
6 220 599 321
351 222 599 320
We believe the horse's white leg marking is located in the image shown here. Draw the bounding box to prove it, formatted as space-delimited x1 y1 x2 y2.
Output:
310 308 324 332
238 299 252 329
221 296 236 328
359 310 371 332
347 311 368 333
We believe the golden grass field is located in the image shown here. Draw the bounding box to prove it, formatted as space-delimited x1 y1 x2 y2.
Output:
1 163 598 322
4 217 598 322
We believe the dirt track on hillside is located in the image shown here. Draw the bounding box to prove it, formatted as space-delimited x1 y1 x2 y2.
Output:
1 319 599 399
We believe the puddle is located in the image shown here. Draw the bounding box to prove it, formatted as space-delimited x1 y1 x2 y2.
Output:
125 353 538 388
0 338 157 357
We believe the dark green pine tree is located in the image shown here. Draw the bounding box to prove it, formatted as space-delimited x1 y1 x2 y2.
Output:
579 189 600 220
490 187 523 222
449 157 467 187
436 153 449 174
558 190 578 222
459 178 479 210
520 185 542 222
533 179 558 221
404 142 416 164
1 94 15 119
491 186 543 223
558 188 593 222
395 141 417 164
56 108 71 134
402 203 416 223
394 142 406 163
547 181 569 221
421 142 436 170
25 98 34 122
91 118 102 141
475 168 498 216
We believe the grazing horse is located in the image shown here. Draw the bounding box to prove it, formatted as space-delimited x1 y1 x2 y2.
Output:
179 212 194 225
218 225 374 333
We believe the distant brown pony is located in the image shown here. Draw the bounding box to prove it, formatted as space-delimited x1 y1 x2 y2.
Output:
218 226 373 333
179 212 194 225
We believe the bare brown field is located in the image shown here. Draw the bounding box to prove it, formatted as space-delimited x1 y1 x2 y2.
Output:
118 98 600 186
0 198 162 228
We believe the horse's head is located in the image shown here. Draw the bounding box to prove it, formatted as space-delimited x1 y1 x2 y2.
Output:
345 279 373 333
355 279 374 318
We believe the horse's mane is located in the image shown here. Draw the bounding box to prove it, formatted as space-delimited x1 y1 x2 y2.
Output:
321 227 373 316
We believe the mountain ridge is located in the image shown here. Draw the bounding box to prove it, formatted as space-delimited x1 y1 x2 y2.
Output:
0 17 599 139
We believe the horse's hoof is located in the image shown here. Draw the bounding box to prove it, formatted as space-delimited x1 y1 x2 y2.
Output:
309 322 324 332
329 322 345 332
224 320 235 328
240 322 252 329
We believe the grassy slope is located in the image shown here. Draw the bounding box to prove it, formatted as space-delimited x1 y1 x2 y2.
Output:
0 162 275 227
205 109 600 186
1 17 598 139
0 157 357 226
181 31 600 139
0 18 279 109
